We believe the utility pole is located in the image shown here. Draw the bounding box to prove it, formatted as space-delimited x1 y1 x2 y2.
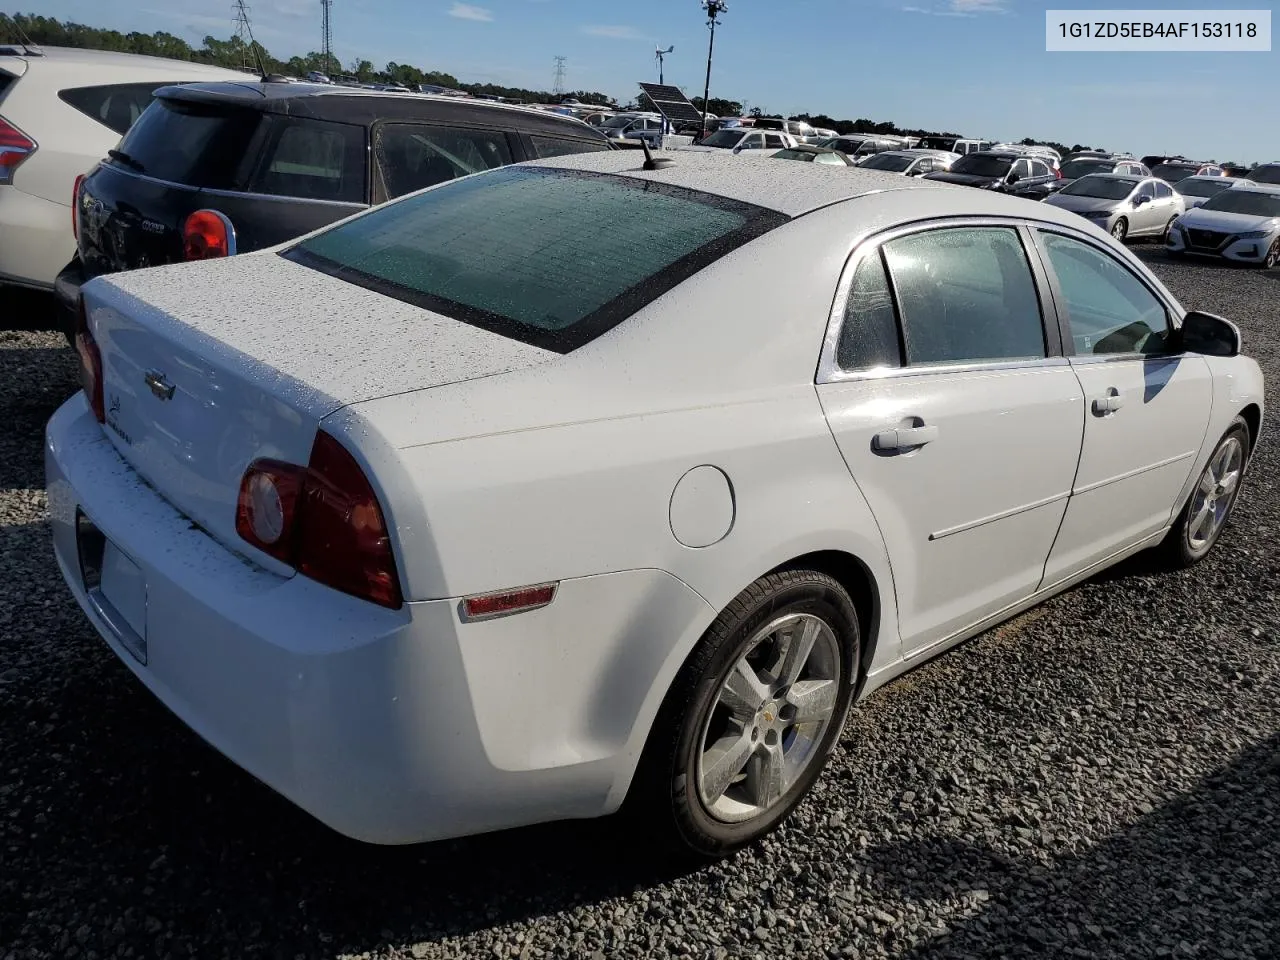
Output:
233 0 255 71
553 55 568 97
321 0 334 76
655 45 673 85
700 1 726 137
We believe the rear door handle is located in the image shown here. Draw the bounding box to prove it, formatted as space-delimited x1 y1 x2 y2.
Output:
1092 387 1124 416
874 424 939 451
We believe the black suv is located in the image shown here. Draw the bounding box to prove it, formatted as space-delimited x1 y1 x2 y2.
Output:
55 81 611 332
922 150 1061 198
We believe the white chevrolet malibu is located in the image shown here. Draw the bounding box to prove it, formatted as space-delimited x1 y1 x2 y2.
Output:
48 151 1264 856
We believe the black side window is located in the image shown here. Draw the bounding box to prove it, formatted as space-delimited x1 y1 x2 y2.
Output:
528 135 611 160
376 123 514 199
882 227 1046 365
837 253 903 371
59 82 171 135
765 134 785 149
249 117 366 203
1154 181 1172 198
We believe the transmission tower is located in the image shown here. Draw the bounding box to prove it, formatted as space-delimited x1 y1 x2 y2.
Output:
321 0 335 76
233 0 260 73
552 56 567 97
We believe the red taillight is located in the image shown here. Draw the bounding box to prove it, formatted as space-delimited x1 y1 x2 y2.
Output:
182 209 236 261
1055 166 1063 178
235 431 402 608
461 584 557 622
73 298 105 423
72 174 85 242
0 116 35 185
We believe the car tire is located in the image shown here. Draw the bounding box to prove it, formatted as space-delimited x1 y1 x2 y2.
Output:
1111 217 1129 242
1160 217 1178 244
1159 417 1251 568
629 568 860 859
1263 239 1280 270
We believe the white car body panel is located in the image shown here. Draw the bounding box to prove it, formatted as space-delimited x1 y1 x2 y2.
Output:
46 151 1266 843
0 46 245 287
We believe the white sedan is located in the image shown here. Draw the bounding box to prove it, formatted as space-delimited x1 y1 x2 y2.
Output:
48 151 1264 856
1167 182 1280 268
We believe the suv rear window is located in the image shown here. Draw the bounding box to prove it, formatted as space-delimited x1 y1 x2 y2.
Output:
113 97 262 188
58 82 172 135
285 166 786 352
528 135 611 160
249 116 366 203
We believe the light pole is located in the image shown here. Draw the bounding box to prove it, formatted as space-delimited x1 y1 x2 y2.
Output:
700 0 726 137
656 45 674 85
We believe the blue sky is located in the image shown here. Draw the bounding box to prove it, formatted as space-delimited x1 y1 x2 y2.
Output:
34 0 1279 163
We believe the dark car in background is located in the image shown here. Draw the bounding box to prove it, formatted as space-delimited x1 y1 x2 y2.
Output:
54 80 611 335
922 149 1061 198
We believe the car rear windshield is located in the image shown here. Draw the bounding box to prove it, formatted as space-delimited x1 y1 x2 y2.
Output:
1060 158 1115 179
1199 189 1280 218
860 153 913 172
113 97 263 188
1060 176 1136 199
951 154 1012 177
284 166 787 353
1152 163 1197 182
1176 178 1234 198
700 129 746 148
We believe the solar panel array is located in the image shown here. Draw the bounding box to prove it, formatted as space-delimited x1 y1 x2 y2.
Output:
638 83 706 125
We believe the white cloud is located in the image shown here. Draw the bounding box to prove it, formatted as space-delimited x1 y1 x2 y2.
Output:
580 24 649 40
903 0 1006 15
449 3 494 22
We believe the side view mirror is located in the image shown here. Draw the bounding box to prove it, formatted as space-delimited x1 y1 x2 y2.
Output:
1005 171 1021 184
1134 194 1152 206
1180 310 1240 357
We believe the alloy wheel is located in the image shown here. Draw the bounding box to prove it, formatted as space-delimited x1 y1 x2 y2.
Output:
1111 218 1128 241
1187 436 1244 551
1265 240 1279 269
696 613 841 823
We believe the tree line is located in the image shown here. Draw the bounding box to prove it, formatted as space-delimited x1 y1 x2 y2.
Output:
2 12 1115 154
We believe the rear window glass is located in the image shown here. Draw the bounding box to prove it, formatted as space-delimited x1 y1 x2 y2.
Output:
58 82 172 135
113 98 262 188
528 135 611 160
285 166 787 352
375 123 512 199
250 116 366 203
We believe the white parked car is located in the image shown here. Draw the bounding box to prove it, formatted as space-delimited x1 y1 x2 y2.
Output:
0 45 245 290
679 127 797 154
1167 182 1280 268
1044 173 1185 242
856 149 960 177
1173 174 1238 210
48 152 1264 856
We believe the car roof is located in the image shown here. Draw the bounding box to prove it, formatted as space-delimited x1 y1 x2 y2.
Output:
880 149 957 157
2 44 246 74
156 80 607 136
1232 182 1280 195
522 149 955 216
1078 173 1144 183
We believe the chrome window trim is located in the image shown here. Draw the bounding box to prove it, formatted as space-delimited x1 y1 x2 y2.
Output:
816 216 1065 386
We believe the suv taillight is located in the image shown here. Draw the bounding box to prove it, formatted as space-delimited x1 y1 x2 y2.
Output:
236 431 402 608
73 298 105 423
0 116 35 185
72 174 85 242
183 209 236 260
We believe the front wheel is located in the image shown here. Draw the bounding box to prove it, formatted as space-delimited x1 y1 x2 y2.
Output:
1111 217 1129 242
1160 417 1250 567
1263 238 1279 269
631 569 860 858
1160 216 1178 244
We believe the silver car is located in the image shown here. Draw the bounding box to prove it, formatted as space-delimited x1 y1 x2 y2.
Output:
856 149 960 177
1175 175 1238 210
1167 182 1280 268
1056 155 1150 188
1044 174 1185 243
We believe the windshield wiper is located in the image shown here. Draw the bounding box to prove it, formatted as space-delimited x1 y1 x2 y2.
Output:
107 149 146 173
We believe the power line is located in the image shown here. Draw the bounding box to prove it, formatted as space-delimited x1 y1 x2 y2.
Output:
232 0 255 71
552 55 567 97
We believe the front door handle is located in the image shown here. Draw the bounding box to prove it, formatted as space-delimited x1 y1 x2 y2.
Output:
1092 387 1124 416
874 424 939 451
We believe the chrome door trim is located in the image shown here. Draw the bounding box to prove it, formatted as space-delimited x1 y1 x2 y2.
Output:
1072 450 1197 496
929 489 1072 541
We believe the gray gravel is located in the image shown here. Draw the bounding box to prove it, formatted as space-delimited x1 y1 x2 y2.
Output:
2 255 1279 960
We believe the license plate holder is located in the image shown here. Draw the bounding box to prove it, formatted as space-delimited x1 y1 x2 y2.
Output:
77 510 148 663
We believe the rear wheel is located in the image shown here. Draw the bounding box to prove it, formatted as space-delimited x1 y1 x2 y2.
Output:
1111 217 1129 242
1160 417 1250 567
631 569 860 858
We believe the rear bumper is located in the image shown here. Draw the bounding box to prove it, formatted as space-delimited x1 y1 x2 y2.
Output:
53 257 84 341
0 185 73 289
46 396 711 843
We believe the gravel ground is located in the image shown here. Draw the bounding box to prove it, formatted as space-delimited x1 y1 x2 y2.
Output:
2 255 1279 960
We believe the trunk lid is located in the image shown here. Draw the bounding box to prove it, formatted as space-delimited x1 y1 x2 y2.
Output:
84 252 555 553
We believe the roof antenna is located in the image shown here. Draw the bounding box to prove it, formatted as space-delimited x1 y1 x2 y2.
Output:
11 17 42 55
641 139 674 171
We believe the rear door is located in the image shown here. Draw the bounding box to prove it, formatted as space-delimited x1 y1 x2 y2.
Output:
817 221 1084 655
